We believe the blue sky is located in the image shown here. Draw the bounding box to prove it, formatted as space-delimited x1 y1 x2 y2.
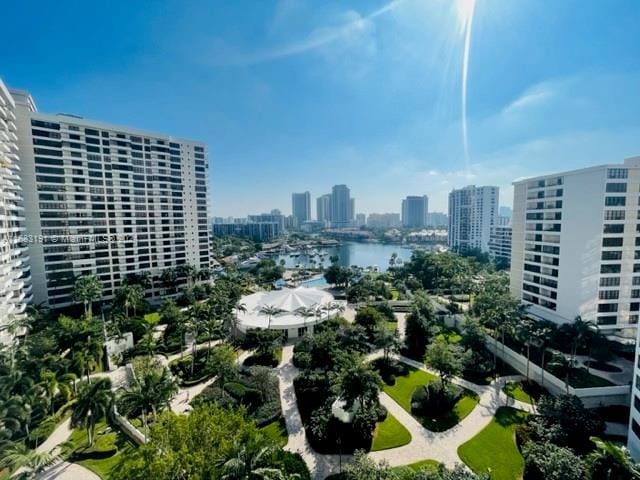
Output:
2 0 639 216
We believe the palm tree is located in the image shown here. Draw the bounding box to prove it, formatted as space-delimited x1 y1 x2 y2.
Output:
71 377 113 447
73 274 103 318
515 317 537 382
531 321 555 388
177 264 197 287
39 370 59 415
259 305 282 330
118 368 177 440
160 268 178 295
587 436 640 480
115 284 145 317
232 302 247 338
217 439 281 480
294 307 315 335
0 443 59 480
566 315 595 368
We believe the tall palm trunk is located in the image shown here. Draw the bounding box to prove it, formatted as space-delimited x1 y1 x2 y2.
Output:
525 343 531 382
540 347 546 387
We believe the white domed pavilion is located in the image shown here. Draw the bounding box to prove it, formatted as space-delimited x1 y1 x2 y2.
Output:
236 287 344 339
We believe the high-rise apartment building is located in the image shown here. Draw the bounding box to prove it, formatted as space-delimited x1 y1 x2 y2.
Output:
367 213 401 228
448 185 498 253
511 157 640 338
0 80 32 342
291 191 311 226
330 184 354 228
317 194 332 224
11 89 210 308
401 195 429 228
426 212 448 228
488 225 512 265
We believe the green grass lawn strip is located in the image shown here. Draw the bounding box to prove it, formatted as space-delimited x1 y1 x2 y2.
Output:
371 412 411 451
458 407 529 480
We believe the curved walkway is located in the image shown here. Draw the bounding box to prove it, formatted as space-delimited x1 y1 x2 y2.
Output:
276 344 535 479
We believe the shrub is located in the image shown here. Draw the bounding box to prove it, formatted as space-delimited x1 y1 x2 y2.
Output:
273 451 311 480
411 382 462 415
371 358 409 385
224 382 262 407
293 351 312 369
244 351 279 368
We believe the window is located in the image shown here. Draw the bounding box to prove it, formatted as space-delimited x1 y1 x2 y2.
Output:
598 303 618 313
608 168 628 179
603 238 623 247
599 290 619 300
606 183 627 193
600 277 620 287
606 196 626 207
602 251 623 261
604 224 625 234
601 264 621 274
598 315 617 325
605 210 625 220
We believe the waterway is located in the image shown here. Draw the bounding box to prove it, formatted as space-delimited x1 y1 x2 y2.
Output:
273 241 413 272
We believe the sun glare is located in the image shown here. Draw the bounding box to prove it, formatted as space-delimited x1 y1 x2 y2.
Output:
455 0 477 31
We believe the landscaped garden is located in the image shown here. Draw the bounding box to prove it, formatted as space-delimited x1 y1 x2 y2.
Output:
61 419 137 479
370 412 411 451
381 364 479 432
502 381 544 405
458 407 529 480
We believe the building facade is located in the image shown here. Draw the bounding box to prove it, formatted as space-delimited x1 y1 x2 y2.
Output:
367 213 401 228
488 225 512 265
0 81 32 342
291 191 311 226
448 185 498 253
316 194 332 224
212 222 280 242
401 195 428 228
330 184 354 228
11 89 210 308
426 212 448 228
510 157 640 339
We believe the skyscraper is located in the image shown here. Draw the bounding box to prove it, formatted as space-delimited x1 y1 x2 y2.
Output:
510 157 640 336
291 191 311 226
0 80 32 343
316 194 332 224
330 184 354 228
401 195 429 228
11 88 211 308
448 185 498 253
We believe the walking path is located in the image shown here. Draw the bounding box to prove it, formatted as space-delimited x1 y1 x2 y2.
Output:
39 462 101 480
394 312 407 340
276 344 535 479
169 349 252 414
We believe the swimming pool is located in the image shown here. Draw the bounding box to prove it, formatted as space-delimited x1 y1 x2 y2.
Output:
301 277 328 288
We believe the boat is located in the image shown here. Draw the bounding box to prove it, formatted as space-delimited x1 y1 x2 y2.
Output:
238 257 261 270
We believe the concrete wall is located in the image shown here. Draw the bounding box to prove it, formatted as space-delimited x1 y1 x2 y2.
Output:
486 338 630 407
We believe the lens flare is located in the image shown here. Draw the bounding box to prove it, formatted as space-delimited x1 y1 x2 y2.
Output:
457 0 477 170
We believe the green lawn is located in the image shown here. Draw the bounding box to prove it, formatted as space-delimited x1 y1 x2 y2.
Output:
383 366 479 432
503 382 536 405
383 366 437 412
399 459 439 471
261 417 288 447
371 413 412 451
63 419 137 479
458 407 529 480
